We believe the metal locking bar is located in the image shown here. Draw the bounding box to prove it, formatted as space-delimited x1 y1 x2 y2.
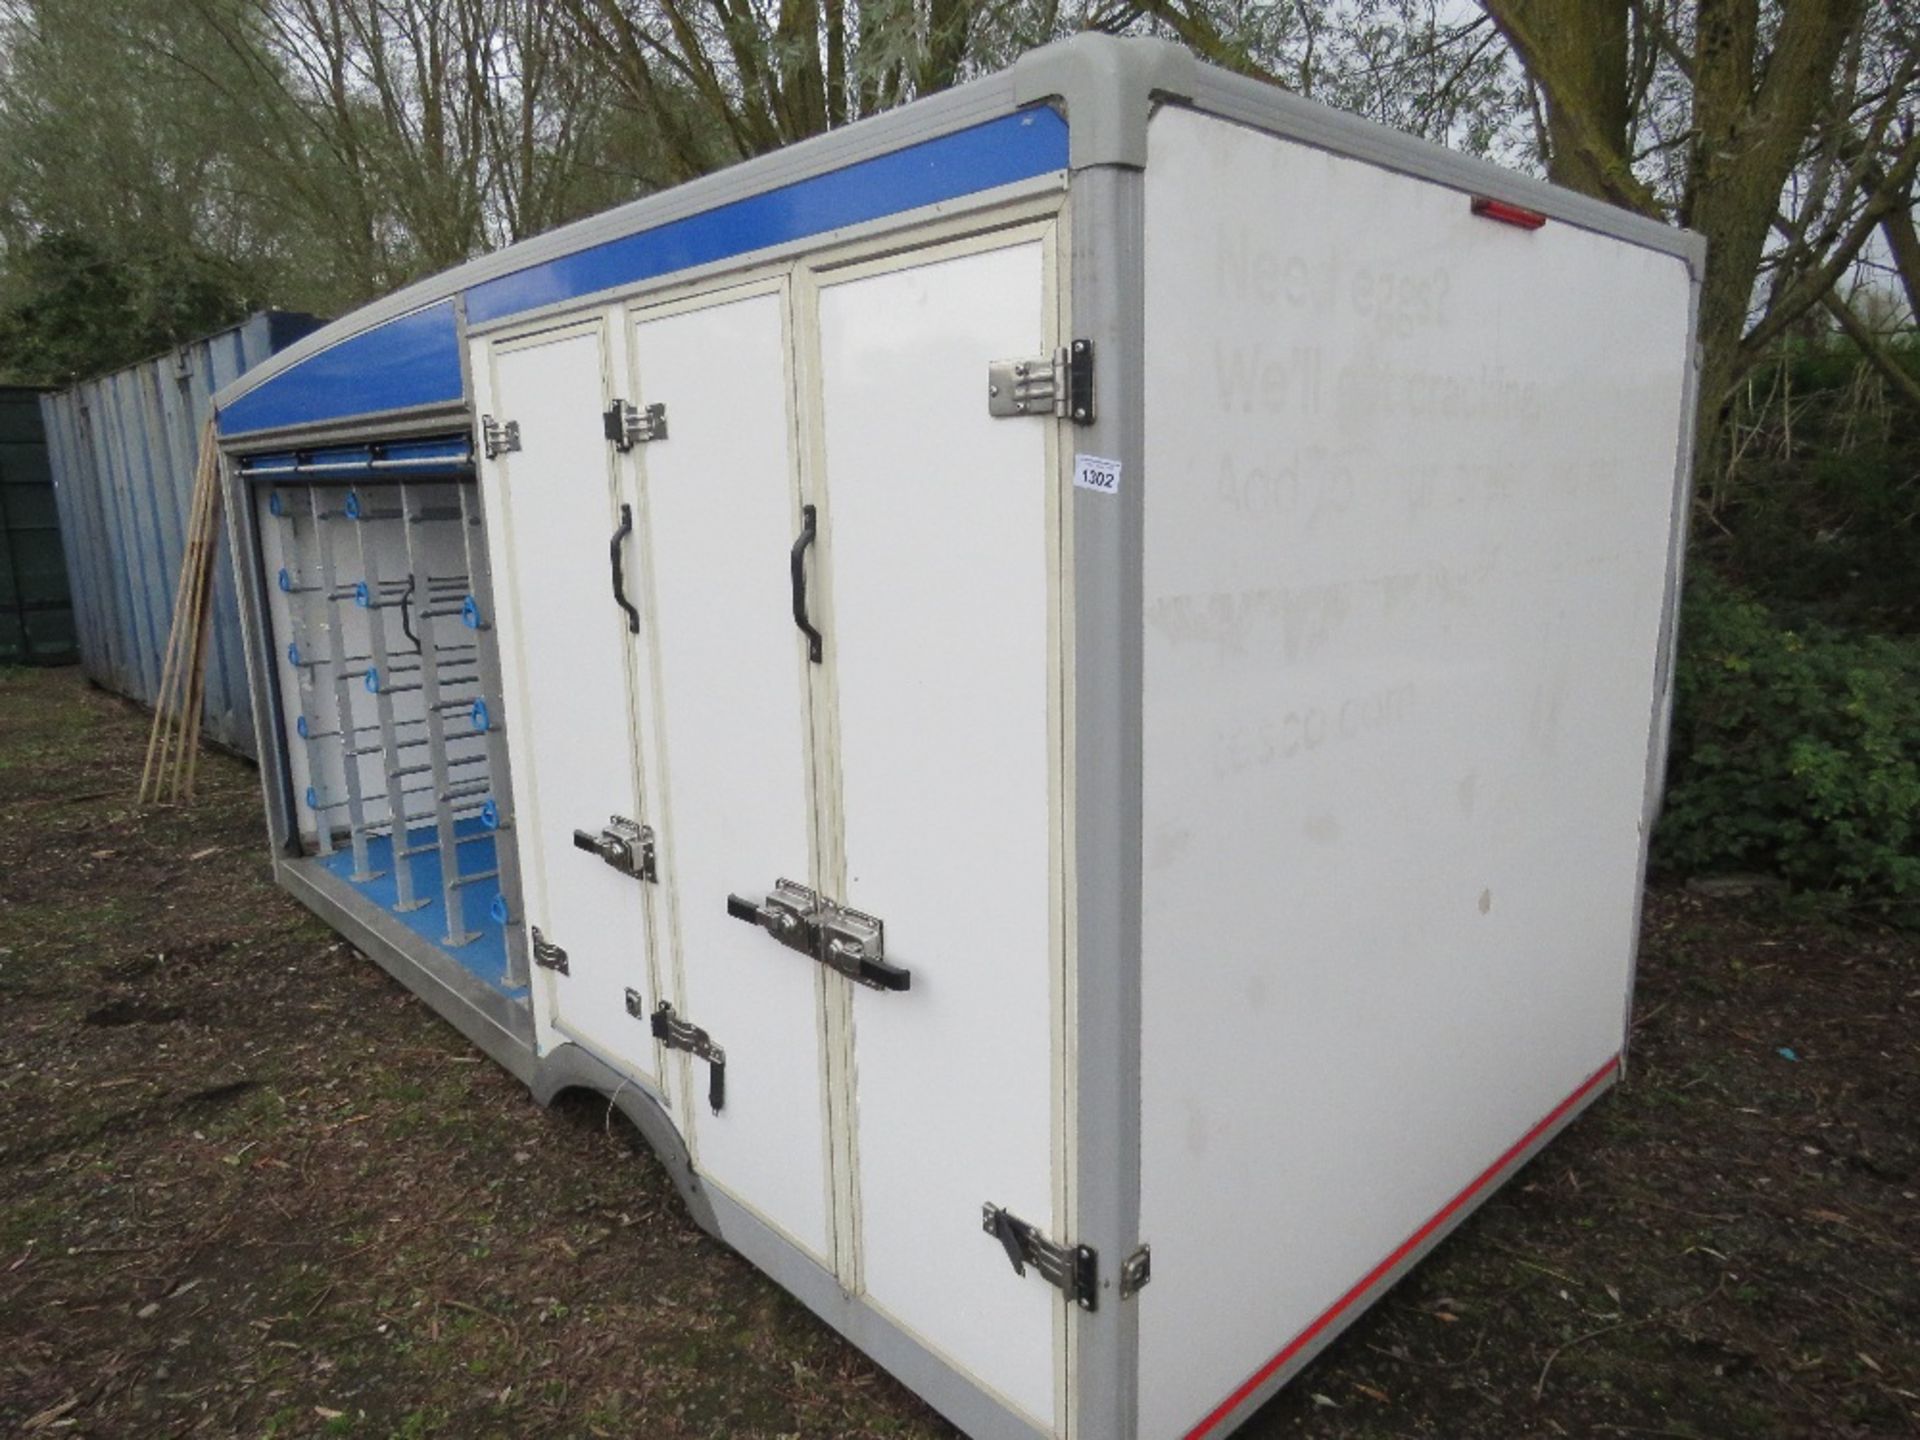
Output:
725 882 911 991
574 815 656 882
817 901 911 992
725 878 820 954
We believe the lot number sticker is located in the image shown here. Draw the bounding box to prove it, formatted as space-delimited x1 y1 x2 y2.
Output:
1074 454 1122 496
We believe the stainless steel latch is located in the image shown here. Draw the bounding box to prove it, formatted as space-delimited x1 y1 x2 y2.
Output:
529 924 568 974
481 415 521 459
604 398 667 450
983 1203 1099 1311
817 903 899 989
725 881 911 992
986 339 1094 424
641 999 725 1113
728 878 819 953
574 815 656 882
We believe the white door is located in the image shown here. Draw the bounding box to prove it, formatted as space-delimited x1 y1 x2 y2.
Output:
483 323 660 1081
627 285 833 1261
814 237 1063 1426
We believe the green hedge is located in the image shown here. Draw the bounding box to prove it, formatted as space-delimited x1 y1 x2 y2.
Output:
1655 566 1920 914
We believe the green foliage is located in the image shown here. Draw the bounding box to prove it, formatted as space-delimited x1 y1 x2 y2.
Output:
0 234 251 385
1656 566 1920 912
1701 335 1920 635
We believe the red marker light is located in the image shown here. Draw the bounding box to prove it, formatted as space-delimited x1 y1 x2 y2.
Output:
1471 196 1547 230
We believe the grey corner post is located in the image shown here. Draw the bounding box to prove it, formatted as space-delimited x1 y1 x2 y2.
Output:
1012 35 1199 1440
1622 266 1707 1073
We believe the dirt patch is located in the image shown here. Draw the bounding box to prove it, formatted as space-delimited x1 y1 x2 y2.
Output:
0 665 1914 1439
82 998 187 1026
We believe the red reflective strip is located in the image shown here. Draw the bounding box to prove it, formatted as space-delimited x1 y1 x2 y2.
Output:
1471 195 1548 230
1182 1055 1621 1439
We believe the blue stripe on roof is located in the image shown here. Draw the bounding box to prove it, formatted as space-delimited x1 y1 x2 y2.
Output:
218 301 463 436
464 107 1069 325
217 108 1068 436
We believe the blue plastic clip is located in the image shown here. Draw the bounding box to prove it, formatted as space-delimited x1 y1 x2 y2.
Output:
268 492 285 517
354 580 371 608
304 786 319 809
471 698 491 732
277 567 292 593
286 641 301 667
345 489 364 520
364 668 381 694
296 714 309 739
488 893 511 925
461 595 483 630
479 797 500 830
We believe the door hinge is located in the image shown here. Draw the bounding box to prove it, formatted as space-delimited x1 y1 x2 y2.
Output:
725 880 912 992
644 1000 725 1113
481 414 521 459
604 398 667 450
1120 1243 1152 1299
982 1203 1098 1311
529 924 568 974
573 815 656 882
986 339 1094 424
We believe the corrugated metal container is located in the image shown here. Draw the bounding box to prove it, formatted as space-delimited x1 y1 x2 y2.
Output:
0 385 75 663
41 311 322 752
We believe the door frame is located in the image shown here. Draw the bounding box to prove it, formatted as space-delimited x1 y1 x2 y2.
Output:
473 312 666 1085
617 272 842 1265
789 209 1078 1427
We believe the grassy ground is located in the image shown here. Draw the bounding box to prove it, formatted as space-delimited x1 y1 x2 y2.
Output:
0 664 1914 1439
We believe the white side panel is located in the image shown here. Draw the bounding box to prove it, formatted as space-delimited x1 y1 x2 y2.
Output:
485 327 658 1080
1137 109 1692 1438
818 240 1060 1427
629 289 831 1259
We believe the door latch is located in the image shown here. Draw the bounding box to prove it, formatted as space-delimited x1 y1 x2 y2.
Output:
529 924 569 974
644 1000 725 1113
574 815 656 882
983 1203 1099 1311
725 881 911 992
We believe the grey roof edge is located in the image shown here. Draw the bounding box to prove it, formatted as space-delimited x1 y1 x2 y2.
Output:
1012 32 1701 272
1183 59 1706 272
212 65 1029 413
1011 33 1199 169
217 33 1704 418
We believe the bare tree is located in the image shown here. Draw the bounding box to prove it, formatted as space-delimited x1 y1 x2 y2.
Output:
1474 0 1919 448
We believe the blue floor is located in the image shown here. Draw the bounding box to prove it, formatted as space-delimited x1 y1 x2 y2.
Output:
318 816 523 998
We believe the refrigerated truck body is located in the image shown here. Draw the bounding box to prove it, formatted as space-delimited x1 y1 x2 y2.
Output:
212 35 1703 1440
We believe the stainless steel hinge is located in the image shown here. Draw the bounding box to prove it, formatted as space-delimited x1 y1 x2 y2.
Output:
986 339 1094 424
604 398 667 450
481 414 521 459
643 1000 725 1113
726 880 911 992
573 815 656 882
982 1203 1099 1311
529 924 568 974
1120 1243 1152 1299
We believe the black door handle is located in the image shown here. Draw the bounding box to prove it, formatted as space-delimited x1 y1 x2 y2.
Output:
609 503 639 634
790 503 822 663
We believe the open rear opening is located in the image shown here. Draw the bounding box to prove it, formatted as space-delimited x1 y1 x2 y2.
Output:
238 435 529 1017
